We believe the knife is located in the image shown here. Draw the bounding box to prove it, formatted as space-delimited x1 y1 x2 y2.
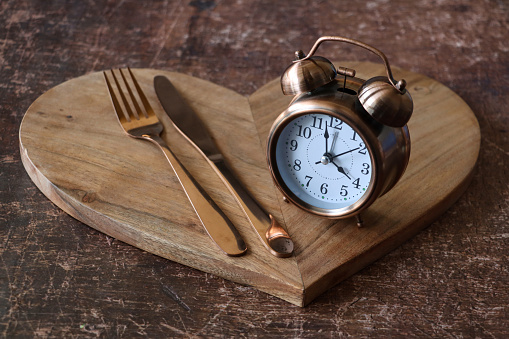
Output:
154 75 294 258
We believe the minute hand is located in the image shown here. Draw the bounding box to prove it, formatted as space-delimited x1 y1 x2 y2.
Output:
331 147 360 159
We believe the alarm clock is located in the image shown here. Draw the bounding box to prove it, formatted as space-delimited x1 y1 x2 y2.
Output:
266 36 413 226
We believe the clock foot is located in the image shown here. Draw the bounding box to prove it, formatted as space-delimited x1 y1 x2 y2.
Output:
355 214 364 228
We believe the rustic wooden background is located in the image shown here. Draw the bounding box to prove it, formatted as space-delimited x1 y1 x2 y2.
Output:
1 0 508 337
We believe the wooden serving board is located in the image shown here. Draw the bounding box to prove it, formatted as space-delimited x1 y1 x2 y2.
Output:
19 63 480 306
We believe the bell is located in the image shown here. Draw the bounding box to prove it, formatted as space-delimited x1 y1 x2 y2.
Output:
281 54 337 95
358 76 413 127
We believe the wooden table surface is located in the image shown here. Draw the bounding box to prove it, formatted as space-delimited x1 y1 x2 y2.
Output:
1 1 507 337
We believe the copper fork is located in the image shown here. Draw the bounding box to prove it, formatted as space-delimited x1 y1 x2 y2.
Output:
103 68 247 256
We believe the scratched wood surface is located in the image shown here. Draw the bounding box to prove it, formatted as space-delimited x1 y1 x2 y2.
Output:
1 0 508 337
19 69 304 305
18 64 479 307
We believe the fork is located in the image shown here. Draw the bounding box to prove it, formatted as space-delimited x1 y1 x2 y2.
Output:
103 68 247 256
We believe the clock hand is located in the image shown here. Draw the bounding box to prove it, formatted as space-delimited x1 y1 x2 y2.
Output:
324 124 329 153
331 160 351 179
314 146 361 164
330 131 338 153
330 147 360 159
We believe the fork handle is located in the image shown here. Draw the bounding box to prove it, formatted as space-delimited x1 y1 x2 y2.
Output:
211 159 294 258
146 135 247 257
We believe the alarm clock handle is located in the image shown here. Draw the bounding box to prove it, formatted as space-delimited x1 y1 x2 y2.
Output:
300 36 406 93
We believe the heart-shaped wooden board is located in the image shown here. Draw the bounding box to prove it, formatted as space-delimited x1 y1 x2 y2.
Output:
19 63 480 306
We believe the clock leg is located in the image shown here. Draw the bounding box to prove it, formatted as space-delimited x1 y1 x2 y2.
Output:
355 214 364 228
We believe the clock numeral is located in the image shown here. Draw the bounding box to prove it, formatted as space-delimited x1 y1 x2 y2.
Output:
358 142 367 155
297 125 312 139
311 116 323 130
351 131 358 141
290 139 298 151
340 185 348 197
293 159 302 171
361 163 370 175
328 116 343 130
320 183 328 195
304 175 313 187
352 178 361 189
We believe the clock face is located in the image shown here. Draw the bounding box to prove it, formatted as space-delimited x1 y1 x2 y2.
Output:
275 113 374 212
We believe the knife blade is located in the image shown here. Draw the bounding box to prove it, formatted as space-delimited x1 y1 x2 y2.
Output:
154 75 294 258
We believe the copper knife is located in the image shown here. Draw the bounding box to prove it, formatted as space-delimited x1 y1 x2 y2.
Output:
154 75 294 258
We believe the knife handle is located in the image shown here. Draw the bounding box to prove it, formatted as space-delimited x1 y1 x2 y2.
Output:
147 135 247 257
212 159 294 258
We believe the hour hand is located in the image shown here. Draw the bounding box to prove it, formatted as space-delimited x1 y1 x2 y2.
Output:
332 161 351 179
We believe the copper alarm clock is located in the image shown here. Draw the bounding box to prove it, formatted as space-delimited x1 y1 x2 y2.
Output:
266 36 413 226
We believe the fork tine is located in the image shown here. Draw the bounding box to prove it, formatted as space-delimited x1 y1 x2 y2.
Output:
104 71 128 125
128 67 156 118
110 69 137 122
119 68 145 119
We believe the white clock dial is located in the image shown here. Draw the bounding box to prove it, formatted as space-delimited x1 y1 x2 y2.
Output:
275 113 373 210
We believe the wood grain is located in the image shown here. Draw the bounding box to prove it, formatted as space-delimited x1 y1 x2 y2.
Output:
2 0 508 336
19 65 479 306
19 69 303 305
251 61 481 304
